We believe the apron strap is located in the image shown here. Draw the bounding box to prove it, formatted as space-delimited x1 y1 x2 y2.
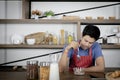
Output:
78 40 92 56
89 47 92 56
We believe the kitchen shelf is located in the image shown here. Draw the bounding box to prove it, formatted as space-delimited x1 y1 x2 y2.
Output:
30 0 119 1
81 19 120 25
0 44 64 49
0 19 80 24
101 44 120 49
0 19 120 25
0 19 81 43
0 19 120 49
0 44 120 49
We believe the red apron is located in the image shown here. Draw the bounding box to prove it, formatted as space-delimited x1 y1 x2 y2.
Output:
69 47 93 72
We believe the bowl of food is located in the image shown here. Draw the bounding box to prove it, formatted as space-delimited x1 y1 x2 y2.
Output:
106 70 120 80
26 38 35 45
73 67 85 75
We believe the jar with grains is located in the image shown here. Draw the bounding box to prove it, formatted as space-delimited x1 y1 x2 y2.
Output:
26 60 38 80
39 62 50 80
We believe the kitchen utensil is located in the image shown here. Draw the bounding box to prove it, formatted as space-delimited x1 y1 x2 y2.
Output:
77 47 80 60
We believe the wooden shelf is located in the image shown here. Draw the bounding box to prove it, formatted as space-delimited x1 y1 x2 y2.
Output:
0 44 120 49
0 44 64 49
101 44 120 49
0 19 80 24
0 19 120 49
81 19 120 25
30 0 119 2
0 19 120 25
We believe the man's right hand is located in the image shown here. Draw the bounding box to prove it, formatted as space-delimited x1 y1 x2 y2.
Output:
65 41 79 53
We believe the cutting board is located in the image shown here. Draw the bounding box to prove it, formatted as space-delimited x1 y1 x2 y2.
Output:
105 72 120 80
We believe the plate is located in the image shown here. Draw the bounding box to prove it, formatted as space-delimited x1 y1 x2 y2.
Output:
105 72 120 80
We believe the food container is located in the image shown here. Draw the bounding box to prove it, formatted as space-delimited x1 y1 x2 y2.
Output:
109 16 116 20
73 67 85 75
25 32 45 45
106 71 120 80
26 38 35 45
85 16 92 20
39 62 50 80
97 16 104 20
26 60 38 80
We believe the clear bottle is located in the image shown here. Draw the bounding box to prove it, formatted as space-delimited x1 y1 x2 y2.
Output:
102 35 107 44
53 34 58 45
60 29 65 45
45 31 49 45
49 54 60 80
68 32 73 44
48 33 53 45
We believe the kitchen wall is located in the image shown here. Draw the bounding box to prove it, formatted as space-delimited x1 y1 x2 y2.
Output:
0 1 120 67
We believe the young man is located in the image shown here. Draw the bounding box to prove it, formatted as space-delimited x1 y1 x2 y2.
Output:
59 25 105 72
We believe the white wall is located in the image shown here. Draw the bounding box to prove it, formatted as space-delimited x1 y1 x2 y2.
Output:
0 1 6 64
31 2 120 19
0 1 5 19
0 1 120 67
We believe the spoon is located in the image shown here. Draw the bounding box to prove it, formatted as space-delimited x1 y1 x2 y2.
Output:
77 47 80 59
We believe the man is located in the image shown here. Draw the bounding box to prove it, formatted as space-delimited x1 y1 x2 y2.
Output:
59 25 105 72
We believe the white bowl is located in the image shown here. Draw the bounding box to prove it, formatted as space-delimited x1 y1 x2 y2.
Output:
73 67 85 75
26 39 35 45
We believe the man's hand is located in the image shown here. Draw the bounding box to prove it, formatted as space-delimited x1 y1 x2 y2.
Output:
65 41 79 52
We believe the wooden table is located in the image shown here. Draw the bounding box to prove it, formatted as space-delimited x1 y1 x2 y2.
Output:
0 66 119 80
0 71 105 80
60 71 105 80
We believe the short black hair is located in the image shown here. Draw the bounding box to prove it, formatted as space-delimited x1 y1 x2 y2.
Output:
82 25 100 41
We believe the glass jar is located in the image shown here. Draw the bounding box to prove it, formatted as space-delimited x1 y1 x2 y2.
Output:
39 62 50 80
26 60 38 80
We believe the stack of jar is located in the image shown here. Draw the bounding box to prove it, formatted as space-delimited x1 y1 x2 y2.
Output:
60 29 74 45
44 30 75 45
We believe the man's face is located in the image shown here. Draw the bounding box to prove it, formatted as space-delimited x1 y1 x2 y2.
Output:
80 35 95 50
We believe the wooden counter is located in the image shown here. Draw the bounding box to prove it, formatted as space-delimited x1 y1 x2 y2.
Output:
0 71 105 80
0 66 120 80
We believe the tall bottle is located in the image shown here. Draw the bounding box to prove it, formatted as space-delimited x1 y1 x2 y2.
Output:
53 34 58 45
49 54 60 80
60 29 65 45
68 32 73 44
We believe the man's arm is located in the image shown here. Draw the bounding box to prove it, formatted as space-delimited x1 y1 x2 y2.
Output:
59 50 69 72
84 56 105 72
59 41 79 72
